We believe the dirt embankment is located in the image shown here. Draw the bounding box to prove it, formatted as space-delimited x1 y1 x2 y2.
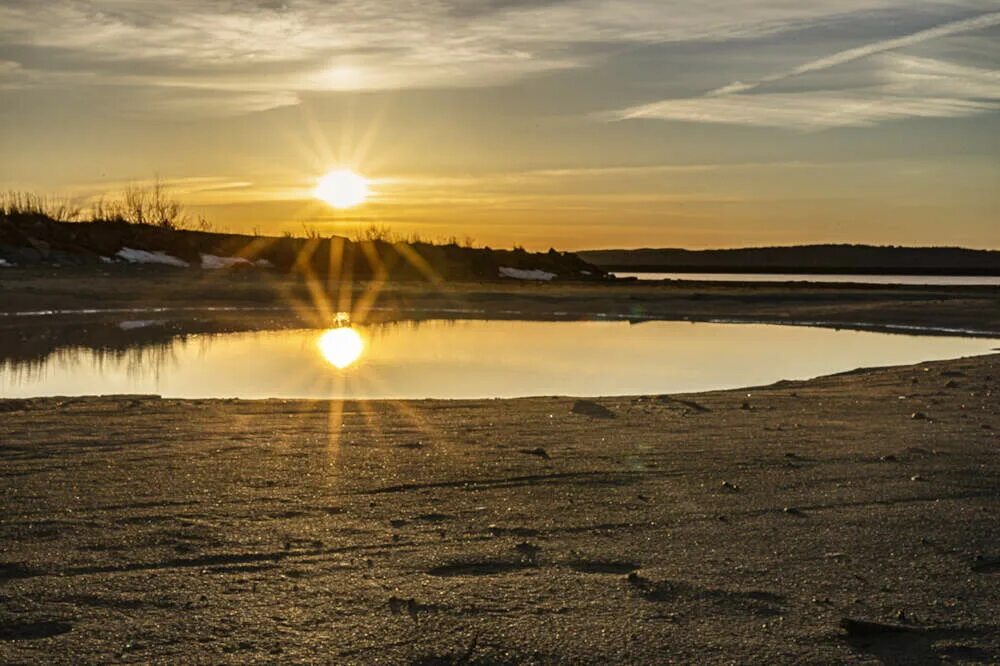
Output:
0 215 603 282
1 354 998 663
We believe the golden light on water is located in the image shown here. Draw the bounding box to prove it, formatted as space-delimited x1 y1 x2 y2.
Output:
314 169 369 209
317 327 365 369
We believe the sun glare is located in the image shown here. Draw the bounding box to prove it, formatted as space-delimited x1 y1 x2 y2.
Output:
314 169 369 209
317 327 365 369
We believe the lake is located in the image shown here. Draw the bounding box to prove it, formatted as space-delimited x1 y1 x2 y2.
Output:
1 319 996 400
612 272 1000 286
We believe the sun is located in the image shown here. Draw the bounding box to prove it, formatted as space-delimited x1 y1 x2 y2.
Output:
314 169 369 209
317 327 365 369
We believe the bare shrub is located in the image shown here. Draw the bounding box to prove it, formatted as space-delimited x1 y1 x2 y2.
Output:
94 178 187 228
149 179 185 229
191 215 214 232
90 195 126 223
352 223 400 243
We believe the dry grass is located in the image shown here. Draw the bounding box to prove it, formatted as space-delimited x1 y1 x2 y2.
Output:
3 179 189 230
1 191 81 222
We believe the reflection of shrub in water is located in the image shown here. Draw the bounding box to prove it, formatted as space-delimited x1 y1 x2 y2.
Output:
0 335 182 385
0 320 258 385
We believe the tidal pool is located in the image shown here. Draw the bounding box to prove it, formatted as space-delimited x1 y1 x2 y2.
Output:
1 319 997 399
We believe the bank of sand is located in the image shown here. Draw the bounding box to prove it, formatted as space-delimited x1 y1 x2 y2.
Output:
1 352 998 663
1 266 998 337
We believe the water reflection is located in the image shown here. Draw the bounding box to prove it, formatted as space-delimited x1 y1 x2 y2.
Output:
614 272 1000 286
0 319 997 399
317 327 365 369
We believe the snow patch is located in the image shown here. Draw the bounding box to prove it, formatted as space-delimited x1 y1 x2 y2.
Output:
0 258 15 267
201 254 251 270
200 254 273 269
118 320 164 330
499 267 557 281
116 247 189 267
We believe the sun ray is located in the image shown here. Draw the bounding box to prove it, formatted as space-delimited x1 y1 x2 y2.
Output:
392 242 446 287
350 242 389 324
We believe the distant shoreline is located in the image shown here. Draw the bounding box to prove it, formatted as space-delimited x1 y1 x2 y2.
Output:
580 244 1000 277
603 265 1000 276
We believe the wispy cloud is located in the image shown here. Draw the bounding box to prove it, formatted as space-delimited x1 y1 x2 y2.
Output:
613 10 1000 129
617 88 995 129
0 0 984 114
710 10 1000 95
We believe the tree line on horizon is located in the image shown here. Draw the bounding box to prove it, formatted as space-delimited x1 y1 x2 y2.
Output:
579 245 1000 274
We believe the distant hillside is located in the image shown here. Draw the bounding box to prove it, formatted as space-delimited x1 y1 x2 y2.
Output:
578 245 1000 276
0 214 605 282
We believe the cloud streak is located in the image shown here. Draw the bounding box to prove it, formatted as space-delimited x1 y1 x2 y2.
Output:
613 10 1000 130
615 56 1000 129
710 10 1000 95
617 89 995 129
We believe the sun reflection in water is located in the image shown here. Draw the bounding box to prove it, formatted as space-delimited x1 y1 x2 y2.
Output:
317 327 365 369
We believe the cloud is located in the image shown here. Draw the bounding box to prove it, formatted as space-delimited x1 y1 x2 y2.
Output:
0 0 990 114
614 55 1000 129
707 10 1000 95
612 10 1000 130
616 89 995 129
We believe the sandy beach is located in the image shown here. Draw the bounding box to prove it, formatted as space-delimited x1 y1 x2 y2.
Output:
2 347 997 663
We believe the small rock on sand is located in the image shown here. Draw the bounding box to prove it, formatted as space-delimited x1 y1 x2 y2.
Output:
387 596 419 620
571 400 616 419
839 618 911 636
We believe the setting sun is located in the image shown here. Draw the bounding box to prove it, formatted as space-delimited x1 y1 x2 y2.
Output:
314 169 369 209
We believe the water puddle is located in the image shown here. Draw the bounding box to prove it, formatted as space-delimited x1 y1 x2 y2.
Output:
1 319 996 399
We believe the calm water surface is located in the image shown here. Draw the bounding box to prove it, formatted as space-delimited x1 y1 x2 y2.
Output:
2 320 997 399
613 272 1000 286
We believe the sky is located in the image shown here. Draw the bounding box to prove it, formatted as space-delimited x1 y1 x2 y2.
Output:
1 1 998 250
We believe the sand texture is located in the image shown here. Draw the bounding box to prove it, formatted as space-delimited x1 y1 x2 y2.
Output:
2 354 998 664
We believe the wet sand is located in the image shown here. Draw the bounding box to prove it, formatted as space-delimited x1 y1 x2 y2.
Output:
2 354 998 664
2 266 999 336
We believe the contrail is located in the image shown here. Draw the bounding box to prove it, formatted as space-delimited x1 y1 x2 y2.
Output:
710 10 1000 96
